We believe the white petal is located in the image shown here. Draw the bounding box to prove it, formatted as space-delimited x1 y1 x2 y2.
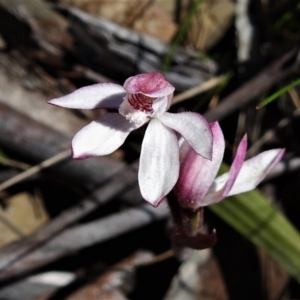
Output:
139 119 180 207
227 148 285 196
201 147 284 206
158 112 213 159
72 113 137 159
48 83 126 109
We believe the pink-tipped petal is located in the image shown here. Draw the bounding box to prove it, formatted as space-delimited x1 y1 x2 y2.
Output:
226 148 285 196
158 112 213 160
201 135 248 206
175 122 225 209
139 119 180 207
72 113 137 159
124 72 175 97
48 83 126 109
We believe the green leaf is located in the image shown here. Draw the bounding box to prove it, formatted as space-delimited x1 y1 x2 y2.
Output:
161 0 203 72
210 163 300 282
257 77 300 109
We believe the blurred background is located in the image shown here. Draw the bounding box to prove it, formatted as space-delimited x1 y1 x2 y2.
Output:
0 0 300 299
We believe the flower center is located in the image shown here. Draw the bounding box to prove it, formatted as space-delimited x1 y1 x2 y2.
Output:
128 93 156 113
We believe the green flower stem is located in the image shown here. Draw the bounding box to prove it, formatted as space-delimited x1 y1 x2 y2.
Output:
189 208 202 236
167 191 203 237
179 208 203 237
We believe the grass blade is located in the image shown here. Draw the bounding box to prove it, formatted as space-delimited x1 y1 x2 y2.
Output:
210 164 300 281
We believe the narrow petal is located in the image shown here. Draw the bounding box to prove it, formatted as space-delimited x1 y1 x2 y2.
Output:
174 122 225 209
226 148 285 196
152 93 174 117
139 119 179 207
72 113 137 159
48 83 126 109
158 112 213 159
124 72 175 97
201 135 248 206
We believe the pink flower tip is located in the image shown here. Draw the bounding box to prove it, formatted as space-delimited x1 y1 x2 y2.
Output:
144 195 167 208
72 148 92 160
123 72 175 97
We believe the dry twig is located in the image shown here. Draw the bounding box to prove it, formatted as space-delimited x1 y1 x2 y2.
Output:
0 150 70 192
172 75 225 105
0 202 168 280
204 47 299 122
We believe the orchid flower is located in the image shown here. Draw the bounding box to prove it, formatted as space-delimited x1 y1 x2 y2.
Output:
48 72 213 207
174 122 285 210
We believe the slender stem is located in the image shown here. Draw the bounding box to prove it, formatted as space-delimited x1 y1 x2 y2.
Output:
180 208 203 236
167 190 182 228
167 191 204 237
